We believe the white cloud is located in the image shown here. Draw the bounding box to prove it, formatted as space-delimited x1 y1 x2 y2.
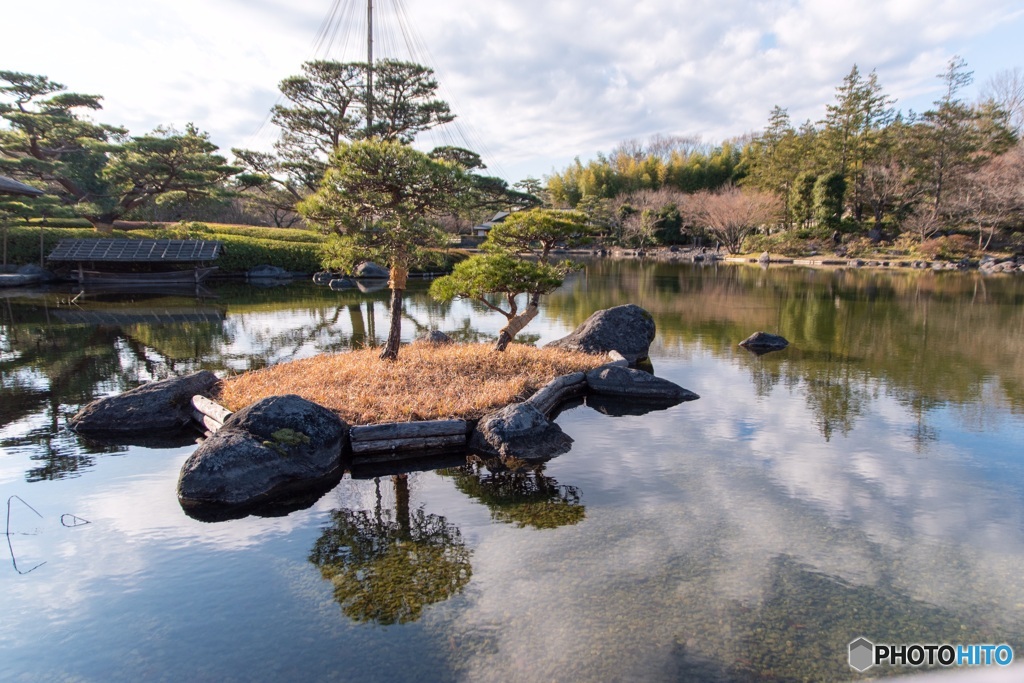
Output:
2 0 1022 181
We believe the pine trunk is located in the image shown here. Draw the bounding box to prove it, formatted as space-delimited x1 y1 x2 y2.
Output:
380 286 403 360
494 300 539 351
379 265 408 361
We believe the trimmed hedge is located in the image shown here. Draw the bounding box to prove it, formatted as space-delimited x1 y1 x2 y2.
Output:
213 234 322 273
2 223 460 275
2 226 120 265
1 225 321 273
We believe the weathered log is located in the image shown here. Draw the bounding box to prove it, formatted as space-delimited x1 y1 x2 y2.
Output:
606 350 629 367
526 372 587 416
350 433 467 455
191 410 224 434
350 419 467 442
192 395 232 425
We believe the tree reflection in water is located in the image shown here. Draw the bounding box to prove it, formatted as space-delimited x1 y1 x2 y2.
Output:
442 459 585 530
309 475 471 625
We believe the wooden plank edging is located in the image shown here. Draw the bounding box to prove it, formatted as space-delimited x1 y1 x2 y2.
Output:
350 419 468 442
192 395 232 425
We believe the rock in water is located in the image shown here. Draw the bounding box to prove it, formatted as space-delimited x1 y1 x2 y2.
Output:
248 264 291 280
354 261 389 279
470 402 573 462
177 394 348 507
545 304 656 364
586 365 699 401
70 370 219 435
739 331 790 354
416 330 454 345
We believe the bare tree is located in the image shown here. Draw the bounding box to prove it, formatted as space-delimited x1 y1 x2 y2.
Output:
957 142 1024 249
682 186 782 253
980 67 1024 137
862 159 915 227
616 188 688 247
646 133 711 161
902 208 942 242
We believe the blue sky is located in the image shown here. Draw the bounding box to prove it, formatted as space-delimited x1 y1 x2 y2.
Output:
3 0 1022 183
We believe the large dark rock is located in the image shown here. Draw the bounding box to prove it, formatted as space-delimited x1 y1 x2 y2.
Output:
586 395 687 417
248 264 291 280
355 261 389 278
738 331 790 354
415 330 454 345
70 370 219 435
328 277 355 290
544 304 656 364
312 271 335 285
586 365 699 401
469 402 572 462
177 394 348 507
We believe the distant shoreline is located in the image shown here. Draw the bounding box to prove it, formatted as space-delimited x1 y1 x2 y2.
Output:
566 246 1024 274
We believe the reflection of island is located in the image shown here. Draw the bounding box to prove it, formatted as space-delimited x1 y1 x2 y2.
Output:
442 459 585 530
309 475 471 625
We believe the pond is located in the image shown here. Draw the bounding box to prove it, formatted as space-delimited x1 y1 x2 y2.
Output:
2 260 1023 682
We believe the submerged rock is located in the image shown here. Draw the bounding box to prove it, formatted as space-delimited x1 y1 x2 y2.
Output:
328 277 355 290
416 330 454 345
177 394 348 507
470 402 573 462
545 304 656 364
586 365 699 401
70 370 219 435
739 331 790 354
248 264 291 280
354 261 389 279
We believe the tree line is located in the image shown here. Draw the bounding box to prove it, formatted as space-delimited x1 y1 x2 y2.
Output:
542 58 1024 254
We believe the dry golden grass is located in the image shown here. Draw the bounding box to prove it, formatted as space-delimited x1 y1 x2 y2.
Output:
217 342 605 424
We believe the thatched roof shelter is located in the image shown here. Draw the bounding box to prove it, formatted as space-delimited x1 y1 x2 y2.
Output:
0 176 45 197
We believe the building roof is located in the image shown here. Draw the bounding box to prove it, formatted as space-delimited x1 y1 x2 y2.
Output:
472 211 512 233
48 239 223 262
0 176 45 197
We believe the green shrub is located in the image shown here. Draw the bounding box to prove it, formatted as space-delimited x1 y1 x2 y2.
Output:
28 217 94 228
740 231 820 257
214 234 322 273
2 226 127 265
197 223 323 244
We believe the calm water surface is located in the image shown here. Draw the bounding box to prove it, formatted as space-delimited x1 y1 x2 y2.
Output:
2 261 1023 682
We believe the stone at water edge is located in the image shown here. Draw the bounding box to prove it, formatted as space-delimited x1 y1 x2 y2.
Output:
470 402 573 462
415 330 454 345
70 370 219 435
585 365 699 401
544 304 656 364
248 264 291 280
738 331 790 354
354 262 389 279
177 394 348 507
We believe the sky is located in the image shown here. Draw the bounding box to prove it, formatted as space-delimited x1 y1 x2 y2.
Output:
3 0 1023 183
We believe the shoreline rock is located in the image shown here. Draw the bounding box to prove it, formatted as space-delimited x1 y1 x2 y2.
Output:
545 304 656 364
177 394 348 507
70 370 219 435
739 331 790 354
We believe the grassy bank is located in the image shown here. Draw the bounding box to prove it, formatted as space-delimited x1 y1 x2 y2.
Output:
2 221 469 274
1 221 325 273
217 342 605 424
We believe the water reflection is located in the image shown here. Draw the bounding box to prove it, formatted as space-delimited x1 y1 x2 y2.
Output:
2 263 1024 681
441 459 585 530
310 475 471 625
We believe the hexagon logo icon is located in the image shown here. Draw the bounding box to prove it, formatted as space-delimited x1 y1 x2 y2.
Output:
849 637 875 672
